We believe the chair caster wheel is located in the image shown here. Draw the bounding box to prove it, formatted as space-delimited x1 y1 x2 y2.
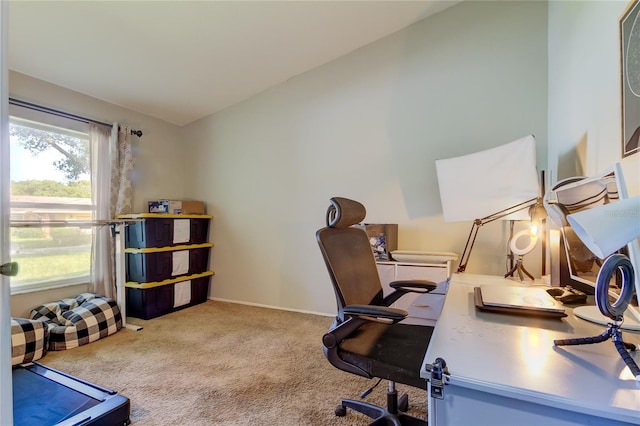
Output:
399 393 409 412
335 405 347 417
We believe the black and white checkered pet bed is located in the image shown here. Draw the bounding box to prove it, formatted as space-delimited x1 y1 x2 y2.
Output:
11 317 49 366
30 293 122 351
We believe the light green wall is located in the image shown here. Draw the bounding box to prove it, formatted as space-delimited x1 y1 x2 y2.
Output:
181 1 549 315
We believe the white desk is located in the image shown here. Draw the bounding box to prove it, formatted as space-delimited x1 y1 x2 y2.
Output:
377 261 452 326
421 274 640 426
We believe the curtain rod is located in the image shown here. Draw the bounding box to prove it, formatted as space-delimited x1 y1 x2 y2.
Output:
10 219 141 228
8 97 143 137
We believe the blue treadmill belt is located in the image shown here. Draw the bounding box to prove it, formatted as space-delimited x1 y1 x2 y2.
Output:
13 367 101 426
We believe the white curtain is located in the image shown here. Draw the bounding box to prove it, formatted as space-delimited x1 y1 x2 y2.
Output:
90 123 135 299
111 125 134 216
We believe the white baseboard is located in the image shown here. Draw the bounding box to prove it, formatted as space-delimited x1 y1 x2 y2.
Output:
207 296 334 318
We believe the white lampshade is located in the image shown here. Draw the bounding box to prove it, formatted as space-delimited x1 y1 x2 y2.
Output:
436 135 539 222
566 195 640 259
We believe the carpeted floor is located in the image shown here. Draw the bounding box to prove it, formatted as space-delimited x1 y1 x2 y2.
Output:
40 301 427 425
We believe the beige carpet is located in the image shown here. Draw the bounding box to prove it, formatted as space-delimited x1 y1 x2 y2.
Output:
40 301 427 425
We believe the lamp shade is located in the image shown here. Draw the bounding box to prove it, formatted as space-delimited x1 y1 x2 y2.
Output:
436 135 539 222
566 195 640 259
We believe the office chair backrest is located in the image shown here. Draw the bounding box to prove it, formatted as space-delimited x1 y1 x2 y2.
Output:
316 197 385 317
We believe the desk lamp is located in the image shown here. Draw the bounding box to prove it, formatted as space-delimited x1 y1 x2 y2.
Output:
553 195 640 380
436 135 540 273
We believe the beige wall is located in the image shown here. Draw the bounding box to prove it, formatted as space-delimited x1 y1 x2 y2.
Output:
181 1 548 315
9 71 186 214
9 72 185 317
11 283 89 318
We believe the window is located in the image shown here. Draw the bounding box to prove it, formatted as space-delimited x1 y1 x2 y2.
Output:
9 106 93 293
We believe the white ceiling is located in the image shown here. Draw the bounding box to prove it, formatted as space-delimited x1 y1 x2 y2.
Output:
8 1 459 126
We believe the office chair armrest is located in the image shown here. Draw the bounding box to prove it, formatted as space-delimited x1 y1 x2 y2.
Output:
384 280 437 306
343 304 408 324
389 280 437 292
324 305 407 352
323 307 407 379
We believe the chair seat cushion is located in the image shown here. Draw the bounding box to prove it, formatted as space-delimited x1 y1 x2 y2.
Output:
339 322 433 389
30 293 122 351
11 318 49 366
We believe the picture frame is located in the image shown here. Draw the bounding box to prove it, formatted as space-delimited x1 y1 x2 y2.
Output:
621 0 640 157
355 223 398 261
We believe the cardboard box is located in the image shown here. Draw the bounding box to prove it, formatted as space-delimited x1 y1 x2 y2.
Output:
355 223 398 261
148 200 205 215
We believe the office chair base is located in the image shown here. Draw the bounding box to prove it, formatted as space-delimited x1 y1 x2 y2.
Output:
336 394 426 426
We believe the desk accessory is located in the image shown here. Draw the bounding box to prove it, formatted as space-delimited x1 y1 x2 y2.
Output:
504 226 538 280
544 165 639 293
356 223 398 261
474 285 567 318
546 286 587 305
435 135 542 274
545 164 640 330
553 195 640 380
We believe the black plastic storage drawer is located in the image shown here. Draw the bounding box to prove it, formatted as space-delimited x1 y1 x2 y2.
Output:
126 282 174 320
122 214 211 248
125 244 212 283
126 272 213 320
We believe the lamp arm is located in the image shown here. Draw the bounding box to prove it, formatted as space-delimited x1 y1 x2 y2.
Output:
456 197 540 274
478 197 539 226
457 220 482 273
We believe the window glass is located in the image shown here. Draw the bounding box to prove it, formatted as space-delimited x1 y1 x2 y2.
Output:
9 111 92 293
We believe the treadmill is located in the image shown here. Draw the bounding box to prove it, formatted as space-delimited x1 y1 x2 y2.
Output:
13 362 130 426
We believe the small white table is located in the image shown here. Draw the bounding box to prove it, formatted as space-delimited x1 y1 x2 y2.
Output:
421 274 640 426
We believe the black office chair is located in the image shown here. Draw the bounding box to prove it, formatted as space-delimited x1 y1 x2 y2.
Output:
316 197 437 426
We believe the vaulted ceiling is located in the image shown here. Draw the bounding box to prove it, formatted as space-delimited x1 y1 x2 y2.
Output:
8 1 459 126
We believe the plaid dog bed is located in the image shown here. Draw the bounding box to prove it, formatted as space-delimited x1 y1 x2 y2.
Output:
11 317 49 366
31 293 122 351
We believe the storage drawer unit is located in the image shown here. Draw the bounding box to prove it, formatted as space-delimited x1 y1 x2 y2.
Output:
119 213 214 320
121 213 211 248
125 243 212 283
126 271 213 320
